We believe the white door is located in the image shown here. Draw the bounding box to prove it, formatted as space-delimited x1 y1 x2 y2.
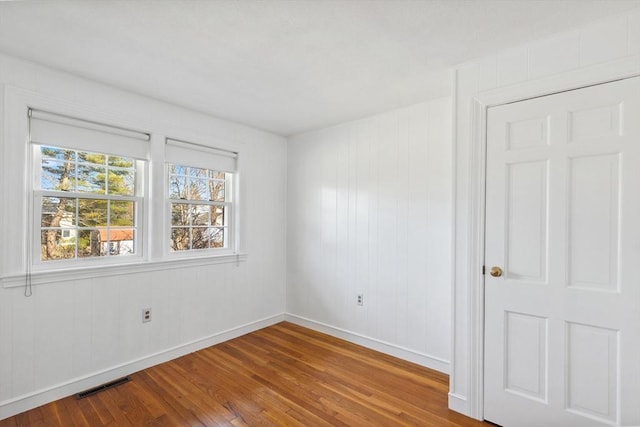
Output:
484 77 640 427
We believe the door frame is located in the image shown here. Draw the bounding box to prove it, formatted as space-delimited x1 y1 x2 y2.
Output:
463 55 640 420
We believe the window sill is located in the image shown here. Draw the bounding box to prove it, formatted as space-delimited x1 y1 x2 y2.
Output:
0 253 248 288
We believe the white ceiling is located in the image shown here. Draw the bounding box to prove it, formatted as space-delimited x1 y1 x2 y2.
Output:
0 1 639 136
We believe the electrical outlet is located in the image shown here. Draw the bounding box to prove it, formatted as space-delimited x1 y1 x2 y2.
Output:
142 308 152 323
357 294 364 306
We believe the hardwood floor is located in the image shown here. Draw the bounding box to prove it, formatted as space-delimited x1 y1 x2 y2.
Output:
1 322 488 426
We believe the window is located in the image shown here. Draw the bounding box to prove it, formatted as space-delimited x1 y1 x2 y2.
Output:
29 109 148 264
35 146 142 261
168 165 231 251
165 138 237 254
0 93 246 288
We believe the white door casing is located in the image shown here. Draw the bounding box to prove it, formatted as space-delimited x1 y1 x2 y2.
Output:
484 77 640 427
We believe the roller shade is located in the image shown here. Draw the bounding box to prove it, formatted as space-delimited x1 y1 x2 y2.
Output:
165 138 237 172
29 109 150 159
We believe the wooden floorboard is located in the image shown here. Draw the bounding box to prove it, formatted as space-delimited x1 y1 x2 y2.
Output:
0 322 488 426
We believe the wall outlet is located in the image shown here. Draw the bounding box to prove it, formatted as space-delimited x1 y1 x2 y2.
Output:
142 308 152 323
357 294 364 306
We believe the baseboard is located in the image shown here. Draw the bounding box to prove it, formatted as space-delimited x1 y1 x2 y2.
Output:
0 313 285 421
448 392 470 416
284 314 450 374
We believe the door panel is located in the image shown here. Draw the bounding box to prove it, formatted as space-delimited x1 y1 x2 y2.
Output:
484 77 640 427
505 160 548 282
568 154 619 291
504 311 548 402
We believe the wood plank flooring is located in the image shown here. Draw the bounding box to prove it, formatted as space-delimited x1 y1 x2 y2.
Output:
1 322 488 426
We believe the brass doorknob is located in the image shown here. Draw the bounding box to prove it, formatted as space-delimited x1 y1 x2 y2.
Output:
490 266 503 277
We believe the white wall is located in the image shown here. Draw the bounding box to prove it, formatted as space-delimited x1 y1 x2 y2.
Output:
0 53 287 419
451 7 640 418
286 97 453 372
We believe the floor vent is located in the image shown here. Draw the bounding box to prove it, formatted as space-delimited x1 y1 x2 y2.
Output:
76 376 131 399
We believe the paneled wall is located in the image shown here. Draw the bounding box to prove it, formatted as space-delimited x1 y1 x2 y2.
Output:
0 53 287 419
451 7 640 418
287 97 453 372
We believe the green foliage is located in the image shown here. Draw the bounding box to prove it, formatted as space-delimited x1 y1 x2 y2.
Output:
39 146 137 261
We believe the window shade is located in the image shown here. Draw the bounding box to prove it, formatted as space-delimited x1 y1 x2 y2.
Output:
29 109 150 159
165 138 237 172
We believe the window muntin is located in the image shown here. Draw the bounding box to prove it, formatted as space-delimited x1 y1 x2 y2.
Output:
168 164 231 252
35 145 142 261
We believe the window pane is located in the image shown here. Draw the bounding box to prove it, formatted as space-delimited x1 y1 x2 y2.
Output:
41 146 75 162
188 178 208 201
107 229 135 255
110 200 135 226
167 164 231 253
79 152 106 165
108 155 134 168
107 169 135 196
209 227 224 248
190 167 208 178
78 228 106 258
36 145 140 263
171 203 190 226
78 199 108 227
169 175 187 199
192 205 210 226
170 164 187 175
40 230 75 260
41 160 76 191
211 206 225 226
209 180 225 202
170 228 191 251
41 197 75 227
192 227 209 249
77 164 106 193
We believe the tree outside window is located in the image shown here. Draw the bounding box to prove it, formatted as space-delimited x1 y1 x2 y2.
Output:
37 146 139 261
168 164 231 252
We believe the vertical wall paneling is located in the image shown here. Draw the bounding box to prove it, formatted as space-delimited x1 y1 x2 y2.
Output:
0 287 12 403
33 284 74 390
478 57 498 92
579 17 628 67
630 9 640 54
362 118 379 336
406 103 430 354
496 47 529 87
71 281 93 379
352 120 369 334
10 290 36 398
0 52 287 420
528 30 581 80
334 126 349 330
287 97 453 372
425 100 453 360
396 109 410 347
452 6 640 418
376 112 399 344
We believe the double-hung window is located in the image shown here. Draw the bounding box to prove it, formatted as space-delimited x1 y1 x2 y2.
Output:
165 138 236 253
30 110 148 264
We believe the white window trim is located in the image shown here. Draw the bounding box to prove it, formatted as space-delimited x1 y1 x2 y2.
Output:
0 85 247 289
163 137 240 259
29 113 149 270
0 253 249 288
